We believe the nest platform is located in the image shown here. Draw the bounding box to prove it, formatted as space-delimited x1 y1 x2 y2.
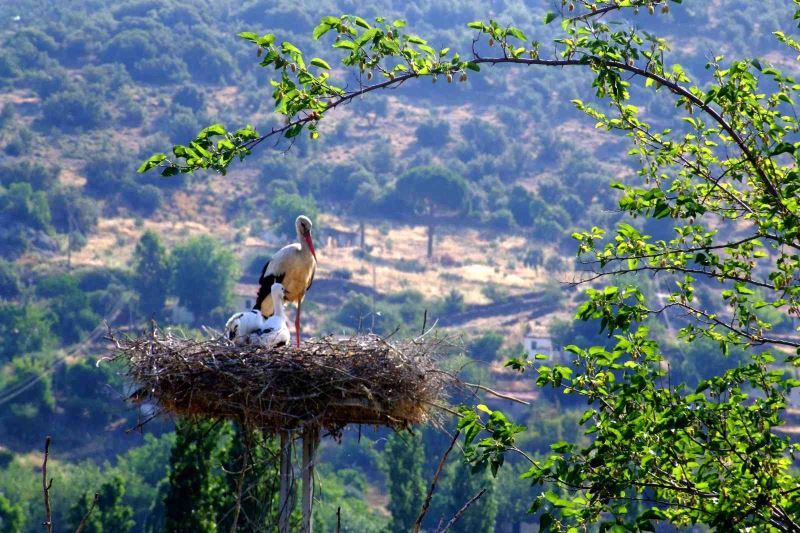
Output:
116 329 452 434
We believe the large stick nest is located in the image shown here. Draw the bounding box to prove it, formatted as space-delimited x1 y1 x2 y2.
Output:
114 328 454 434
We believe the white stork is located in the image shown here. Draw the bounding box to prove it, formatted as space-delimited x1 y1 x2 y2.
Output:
254 215 317 346
225 283 291 348
250 283 291 348
225 309 266 344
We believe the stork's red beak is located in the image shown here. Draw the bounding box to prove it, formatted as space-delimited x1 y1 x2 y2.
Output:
305 232 316 260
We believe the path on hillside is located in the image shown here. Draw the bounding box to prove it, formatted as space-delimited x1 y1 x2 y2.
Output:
312 278 562 327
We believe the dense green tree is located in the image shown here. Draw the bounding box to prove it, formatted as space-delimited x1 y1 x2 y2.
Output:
0 182 51 231
170 235 238 323
132 230 170 319
40 88 105 130
68 475 135 533
0 160 59 190
164 419 227 533
384 431 425 532
0 493 22 533
414 120 451 149
47 185 100 239
36 273 99 344
218 426 281 531
0 357 55 441
430 460 496 533
269 191 319 238
0 302 55 362
0 260 20 299
468 331 503 363
394 166 469 258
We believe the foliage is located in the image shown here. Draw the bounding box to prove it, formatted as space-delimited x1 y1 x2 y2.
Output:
0 182 52 232
217 426 281 532
467 331 504 363
269 191 319 238
0 302 55 362
36 273 99 344
132 230 170 319
68 475 135 533
384 431 425 531
163 419 229 533
0 263 20 304
0 492 23 533
170 235 238 323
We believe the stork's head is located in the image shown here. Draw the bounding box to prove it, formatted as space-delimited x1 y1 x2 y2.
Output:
270 282 286 300
295 215 316 260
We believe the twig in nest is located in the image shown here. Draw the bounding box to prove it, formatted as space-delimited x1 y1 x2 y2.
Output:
42 436 53 533
75 493 100 533
414 430 460 533
436 488 487 533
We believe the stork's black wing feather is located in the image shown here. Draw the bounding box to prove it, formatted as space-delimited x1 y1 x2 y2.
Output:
254 261 284 311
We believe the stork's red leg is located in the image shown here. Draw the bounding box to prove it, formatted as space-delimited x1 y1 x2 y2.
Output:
295 300 302 347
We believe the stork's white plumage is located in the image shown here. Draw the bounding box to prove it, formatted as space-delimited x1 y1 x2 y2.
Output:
225 309 267 345
254 215 317 347
226 283 291 348
252 283 291 348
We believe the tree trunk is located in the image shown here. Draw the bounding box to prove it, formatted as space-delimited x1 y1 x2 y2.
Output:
359 220 365 250
427 223 434 260
278 432 292 533
301 425 320 533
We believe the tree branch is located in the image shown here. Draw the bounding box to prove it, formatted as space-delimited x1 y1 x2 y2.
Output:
436 488 488 533
41 436 52 533
74 493 100 533
414 430 460 533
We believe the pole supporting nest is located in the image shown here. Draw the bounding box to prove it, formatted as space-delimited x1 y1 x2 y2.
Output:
278 431 293 533
301 424 320 533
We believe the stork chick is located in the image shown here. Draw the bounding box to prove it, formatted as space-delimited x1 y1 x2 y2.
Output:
254 215 317 347
225 309 267 345
251 283 291 348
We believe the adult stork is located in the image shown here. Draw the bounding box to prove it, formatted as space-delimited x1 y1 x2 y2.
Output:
254 215 316 346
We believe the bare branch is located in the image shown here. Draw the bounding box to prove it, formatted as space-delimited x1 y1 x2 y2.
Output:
414 430 460 532
74 493 100 533
42 436 52 533
436 488 488 533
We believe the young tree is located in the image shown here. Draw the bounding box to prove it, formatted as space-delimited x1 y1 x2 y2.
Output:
384 432 425 531
170 235 238 323
142 3 800 529
132 230 170 319
217 426 282 532
394 166 468 259
68 475 135 533
163 419 227 532
0 493 23 533
269 191 319 238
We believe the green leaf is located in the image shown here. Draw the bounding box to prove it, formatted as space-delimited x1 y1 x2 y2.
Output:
353 16 370 29
333 39 357 50
544 12 558 24
310 58 331 69
238 31 258 42
466 62 481 72
137 153 167 173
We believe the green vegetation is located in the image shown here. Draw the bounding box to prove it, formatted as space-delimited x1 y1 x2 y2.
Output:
2 0 800 531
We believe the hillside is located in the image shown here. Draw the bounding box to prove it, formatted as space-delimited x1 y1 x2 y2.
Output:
1 0 799 531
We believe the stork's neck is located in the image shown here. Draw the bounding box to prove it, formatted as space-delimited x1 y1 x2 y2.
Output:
297 229 309 250
271 292 286 319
